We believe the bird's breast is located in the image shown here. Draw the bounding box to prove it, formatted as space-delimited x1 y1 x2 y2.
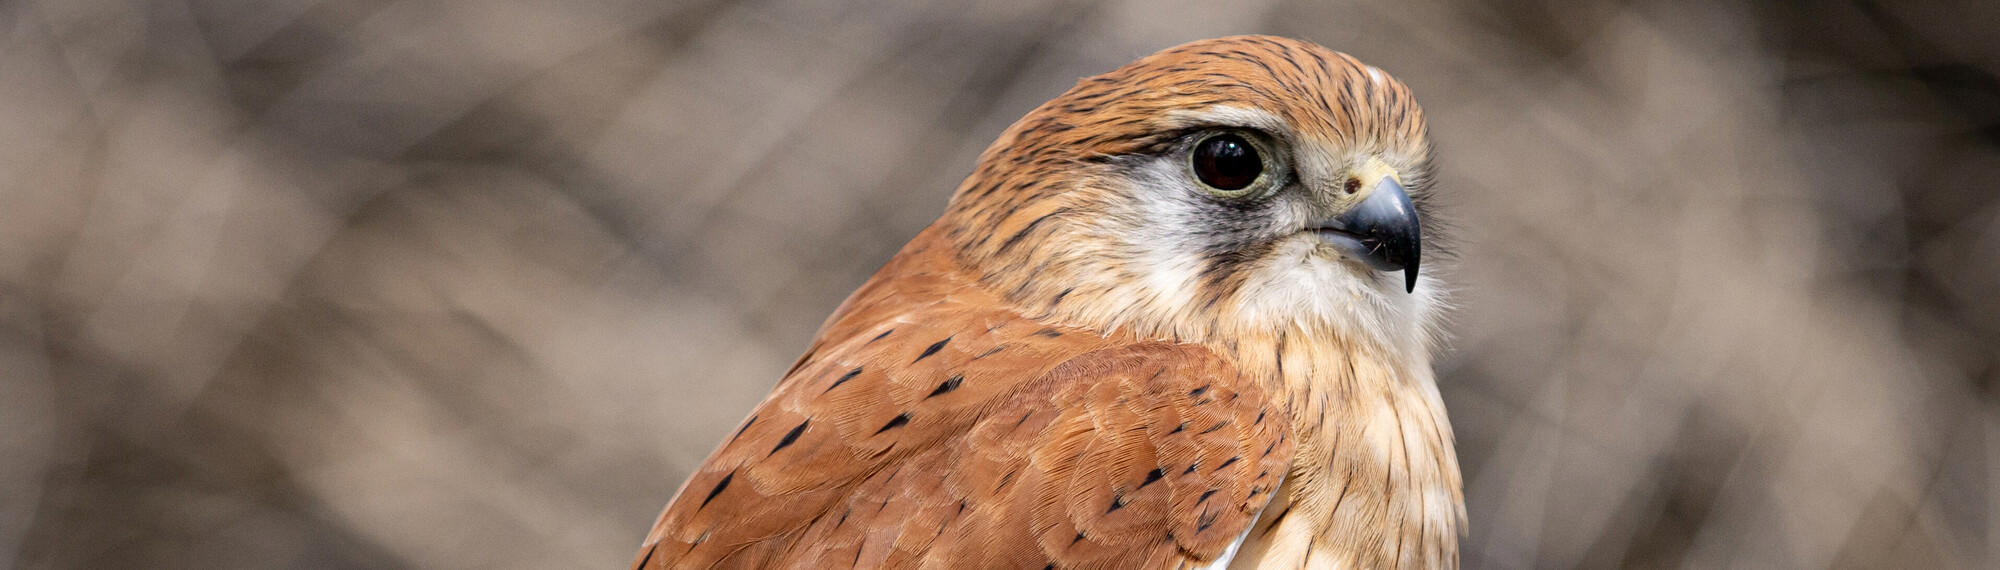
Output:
1216 333 1465 569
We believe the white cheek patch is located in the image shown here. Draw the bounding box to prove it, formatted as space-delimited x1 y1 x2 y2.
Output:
1088 156 1219 331
1143 249 1203 306
1232 237 1445 358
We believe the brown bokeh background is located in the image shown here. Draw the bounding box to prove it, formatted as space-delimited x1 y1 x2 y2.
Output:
4 0 1997 568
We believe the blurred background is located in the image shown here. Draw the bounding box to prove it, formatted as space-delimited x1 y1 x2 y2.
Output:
3 0 1996 568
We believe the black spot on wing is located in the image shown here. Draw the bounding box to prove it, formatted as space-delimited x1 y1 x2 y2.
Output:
770 419 808 455
875 413 911 434
1197 510 1219 533
915 337 952 363
927 374 963 398
825 367 863 393
866 328 894 344
1213 456 1240 472
698 470 734 511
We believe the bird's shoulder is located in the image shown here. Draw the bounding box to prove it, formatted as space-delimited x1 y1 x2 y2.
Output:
635 266 1293 569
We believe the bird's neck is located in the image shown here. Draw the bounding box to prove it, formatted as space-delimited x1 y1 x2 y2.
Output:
1220 330 1465 568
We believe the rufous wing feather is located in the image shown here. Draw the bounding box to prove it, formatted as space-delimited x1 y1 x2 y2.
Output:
631 247 1293 569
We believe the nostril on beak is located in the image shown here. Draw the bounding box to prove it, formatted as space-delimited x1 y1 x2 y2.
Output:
1309 176 1422 292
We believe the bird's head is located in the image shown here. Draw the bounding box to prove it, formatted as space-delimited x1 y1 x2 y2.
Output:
940 35 1445 356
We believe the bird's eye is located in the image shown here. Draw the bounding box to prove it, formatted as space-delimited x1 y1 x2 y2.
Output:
1190 133 1265 196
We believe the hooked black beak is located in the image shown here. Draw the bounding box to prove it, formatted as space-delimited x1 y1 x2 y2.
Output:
1311 176 1422 292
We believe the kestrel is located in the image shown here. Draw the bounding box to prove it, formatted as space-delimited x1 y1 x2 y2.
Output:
633 35 1461 569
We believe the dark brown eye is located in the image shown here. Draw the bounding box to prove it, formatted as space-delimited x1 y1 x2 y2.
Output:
1191 133 1262 192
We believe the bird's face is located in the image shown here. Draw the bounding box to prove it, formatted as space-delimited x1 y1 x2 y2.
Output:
943 36 1443 355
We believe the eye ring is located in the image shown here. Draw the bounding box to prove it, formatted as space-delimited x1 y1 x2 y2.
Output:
1187 131 1277 199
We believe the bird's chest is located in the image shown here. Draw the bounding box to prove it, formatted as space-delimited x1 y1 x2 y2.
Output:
1218 344 1464 569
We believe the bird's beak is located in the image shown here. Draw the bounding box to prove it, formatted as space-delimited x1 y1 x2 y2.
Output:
1311 176 1422 292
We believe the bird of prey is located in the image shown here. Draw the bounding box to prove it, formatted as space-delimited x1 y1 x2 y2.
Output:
632 35 1461 569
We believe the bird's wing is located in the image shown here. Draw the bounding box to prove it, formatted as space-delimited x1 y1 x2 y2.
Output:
633 298 1293 569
